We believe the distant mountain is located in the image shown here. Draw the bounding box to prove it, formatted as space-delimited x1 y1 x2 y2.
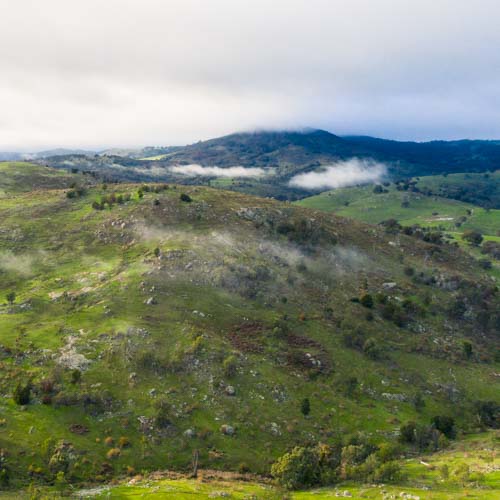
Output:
0 152 23 161
28 148 98 159
153 128 500 178
34 129 500 200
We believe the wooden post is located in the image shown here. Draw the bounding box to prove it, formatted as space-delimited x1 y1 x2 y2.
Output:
192 449 199 478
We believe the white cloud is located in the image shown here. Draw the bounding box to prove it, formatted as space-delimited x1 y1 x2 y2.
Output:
289 159 386 190
0 0 499 149
169 165 266 178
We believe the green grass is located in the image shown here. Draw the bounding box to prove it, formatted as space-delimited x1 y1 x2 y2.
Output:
295 183 499 234
0 168 497 493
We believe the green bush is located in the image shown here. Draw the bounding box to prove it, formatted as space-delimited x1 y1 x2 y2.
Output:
271 446 320 489
222 355 238 378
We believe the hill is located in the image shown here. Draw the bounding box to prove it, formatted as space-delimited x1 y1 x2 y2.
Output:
37 130 500 201
154 130 500 178
0 165 498 492
0 162 85 195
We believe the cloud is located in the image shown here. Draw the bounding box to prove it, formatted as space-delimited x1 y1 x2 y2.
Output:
169 165 266 178
289 159 386 190
0 0 500 149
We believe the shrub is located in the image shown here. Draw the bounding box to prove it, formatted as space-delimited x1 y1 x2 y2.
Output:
431 415 456 439
222 355 238 378
462 340 473 360
473 400 499 428
6 292 16 305
104 437 114 447
13 382 31 405
180 193 192 202
462 230 483 246
106 448 121 459
362 338 381 359
301 398 311 417
155 399 172 429
271 446 320 489
118 437 130 448
70 369 81 384
372 460 402 483
359 293 373 308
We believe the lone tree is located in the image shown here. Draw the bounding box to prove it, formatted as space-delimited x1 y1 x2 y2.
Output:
6 292 15 305
301 397 311 417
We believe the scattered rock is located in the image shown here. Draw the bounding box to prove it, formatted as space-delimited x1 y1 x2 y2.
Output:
183 428 195 438
220 424 234 436
225 385 236 396
145 296 157 305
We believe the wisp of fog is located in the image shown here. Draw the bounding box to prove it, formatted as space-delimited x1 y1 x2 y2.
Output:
289 158 387 190
170 164 266 178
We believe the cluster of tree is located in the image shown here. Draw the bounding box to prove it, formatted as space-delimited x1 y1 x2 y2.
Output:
379 219 444 244
65 186 86 199
92 192 132 210
274 216 337 248
399 416 455 452
271 437 403 490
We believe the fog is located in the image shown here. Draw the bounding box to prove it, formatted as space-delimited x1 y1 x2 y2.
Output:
289 159 386 190
169 165 266 178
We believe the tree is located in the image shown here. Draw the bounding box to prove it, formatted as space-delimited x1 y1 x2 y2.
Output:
271 446 320 489
462 340 473 360
13 382 31 405
6 291 15 305
301 397 311 417
431 415 456 439
462 230 483 246
359 293 373 308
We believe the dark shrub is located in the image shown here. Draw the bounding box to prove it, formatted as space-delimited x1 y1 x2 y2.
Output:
13 382 31 405
431 415 456 439
180 193 192 202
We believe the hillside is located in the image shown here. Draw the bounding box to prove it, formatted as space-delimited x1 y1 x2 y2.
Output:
153 130 500 178
0 162 83 194
0 162 498 492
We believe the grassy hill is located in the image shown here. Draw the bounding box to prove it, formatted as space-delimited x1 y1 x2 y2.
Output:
295 182 499 234
0 162 81 195
0 163 498 492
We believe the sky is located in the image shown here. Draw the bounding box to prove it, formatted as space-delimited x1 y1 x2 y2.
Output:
1 0 500 151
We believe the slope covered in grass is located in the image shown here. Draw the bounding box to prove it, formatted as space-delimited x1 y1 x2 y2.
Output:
0 162 81 195
295 183 499 235
0 174 498 491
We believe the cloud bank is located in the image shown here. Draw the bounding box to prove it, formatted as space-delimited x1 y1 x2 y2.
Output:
289 159 386 190
1 0 500 149
170 165 266 178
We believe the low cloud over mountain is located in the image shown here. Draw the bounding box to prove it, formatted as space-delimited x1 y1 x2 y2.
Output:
289 159 386 190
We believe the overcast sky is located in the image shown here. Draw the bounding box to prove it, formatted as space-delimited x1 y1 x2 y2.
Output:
1 0 499 150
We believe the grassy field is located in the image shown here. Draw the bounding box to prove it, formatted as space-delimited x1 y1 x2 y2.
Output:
295 183 499 235
0 163 498 494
